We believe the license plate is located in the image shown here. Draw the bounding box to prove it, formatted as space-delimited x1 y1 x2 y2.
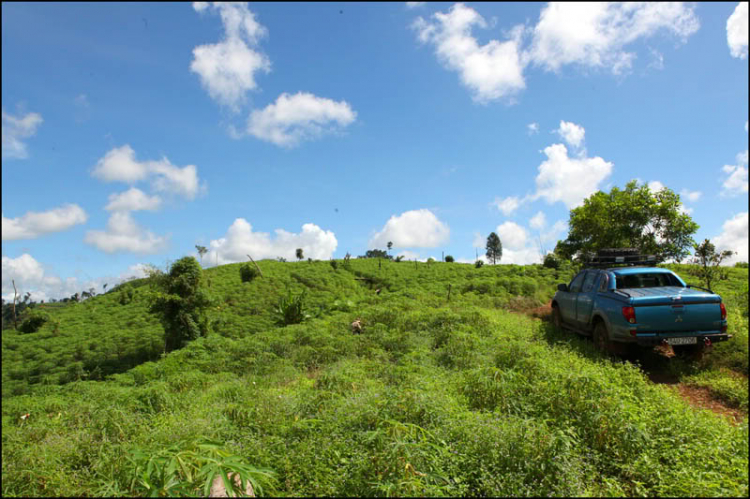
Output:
666 337 697 345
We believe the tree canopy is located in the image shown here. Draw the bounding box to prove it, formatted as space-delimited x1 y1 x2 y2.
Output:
486 232 502 264
555 180 699 262
149 256 213 352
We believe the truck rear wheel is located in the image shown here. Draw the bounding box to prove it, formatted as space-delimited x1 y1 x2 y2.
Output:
552 305 563 330
593 322 611 354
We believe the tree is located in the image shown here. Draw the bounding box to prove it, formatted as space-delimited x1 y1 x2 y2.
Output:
103 283 108 293
690 239 734 291
486 232 502 264
296 248 304 261
387 241 393 256
195 245 208 264
360 249 391 259
556 180 699 262
149 256 214 352
445 255 455 262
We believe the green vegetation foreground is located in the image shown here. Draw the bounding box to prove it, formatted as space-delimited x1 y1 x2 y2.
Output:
2 259 748 496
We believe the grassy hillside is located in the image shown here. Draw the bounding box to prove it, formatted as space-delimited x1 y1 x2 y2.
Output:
2 259 748 496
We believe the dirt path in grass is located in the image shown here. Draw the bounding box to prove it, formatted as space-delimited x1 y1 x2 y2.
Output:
520 302 747 424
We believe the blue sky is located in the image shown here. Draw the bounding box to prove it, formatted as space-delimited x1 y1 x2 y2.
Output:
2 2 748 301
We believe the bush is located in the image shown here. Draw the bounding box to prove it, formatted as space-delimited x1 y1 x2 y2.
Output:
330 259 338 270
543 253 559 269
19 310 51 334
475 260 484 268
275 290 310 326
239 263 260 283
445 255 455 263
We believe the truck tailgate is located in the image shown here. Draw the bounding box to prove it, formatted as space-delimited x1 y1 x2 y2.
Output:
628 287 723 333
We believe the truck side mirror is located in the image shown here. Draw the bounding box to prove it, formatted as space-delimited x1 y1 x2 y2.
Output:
557 283 568 292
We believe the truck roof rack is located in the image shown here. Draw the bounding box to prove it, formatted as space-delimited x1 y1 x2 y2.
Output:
583 251 661 268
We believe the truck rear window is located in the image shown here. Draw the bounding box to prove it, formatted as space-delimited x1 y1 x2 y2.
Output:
614 272 683 289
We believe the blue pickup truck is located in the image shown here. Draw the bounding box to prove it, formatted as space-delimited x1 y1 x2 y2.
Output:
551 263 730 355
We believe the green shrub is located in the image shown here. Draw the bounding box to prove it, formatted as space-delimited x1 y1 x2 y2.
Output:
19 310 51 334
275 290 310 326
329 259 338 270
239 263 260 283
445 255 455 263
543 253 559 269
475 260 484 268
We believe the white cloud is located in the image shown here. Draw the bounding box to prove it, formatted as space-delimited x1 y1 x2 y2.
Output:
727 2 748 59
205 218 337 265
412 3 526 103
647 180 666 192
370 209 450 249
105 188 162 212
713 212 748 264
721 149 749 197
527 2 699 74
247 92 357 147
556 120 585 148
2 108 43 159
1 254 150 302
497 221 528 250
527 122 539 135
395 250 422 261
532 143 613 208
492 196 522 215
472 231 485 248
406 2 426 8
529 211 546 230
91 145 202 200
84 212 168 254
680 189 702 203
191 2 270 110
2 204 88 241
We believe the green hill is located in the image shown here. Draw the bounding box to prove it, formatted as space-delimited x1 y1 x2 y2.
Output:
2 259 748 496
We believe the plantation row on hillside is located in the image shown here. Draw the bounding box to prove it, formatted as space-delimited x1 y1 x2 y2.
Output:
2 259 748 496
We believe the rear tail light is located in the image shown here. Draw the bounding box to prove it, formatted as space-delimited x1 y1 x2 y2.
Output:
720 302 727 320
622 306 636 324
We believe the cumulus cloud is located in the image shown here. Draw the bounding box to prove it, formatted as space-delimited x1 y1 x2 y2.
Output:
680 188 702 203
529 211 546 230
84 212 168 254
247 92 357 147
406 2 426 8
713 212 748 264
721 149 749 197
2 108 43 159
205 218 337 265
105 188 162 212
532 143 613 208
191 2 271 110
492 196 522 215
497 221 528 250
647 180 666 192
556 120 585 148
91 145 203 200
412 3 526 103
727 2 748 59
527 122 539 135
527 2 700 74
2 253 149 302
370 209 450 249
2 204 88 241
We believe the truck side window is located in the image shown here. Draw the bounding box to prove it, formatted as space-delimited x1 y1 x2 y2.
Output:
582 272 597 292
569 272 586 293
598 274 609 292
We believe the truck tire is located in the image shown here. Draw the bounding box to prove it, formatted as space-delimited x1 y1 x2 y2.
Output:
593 321 611 354
552 305 563 330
